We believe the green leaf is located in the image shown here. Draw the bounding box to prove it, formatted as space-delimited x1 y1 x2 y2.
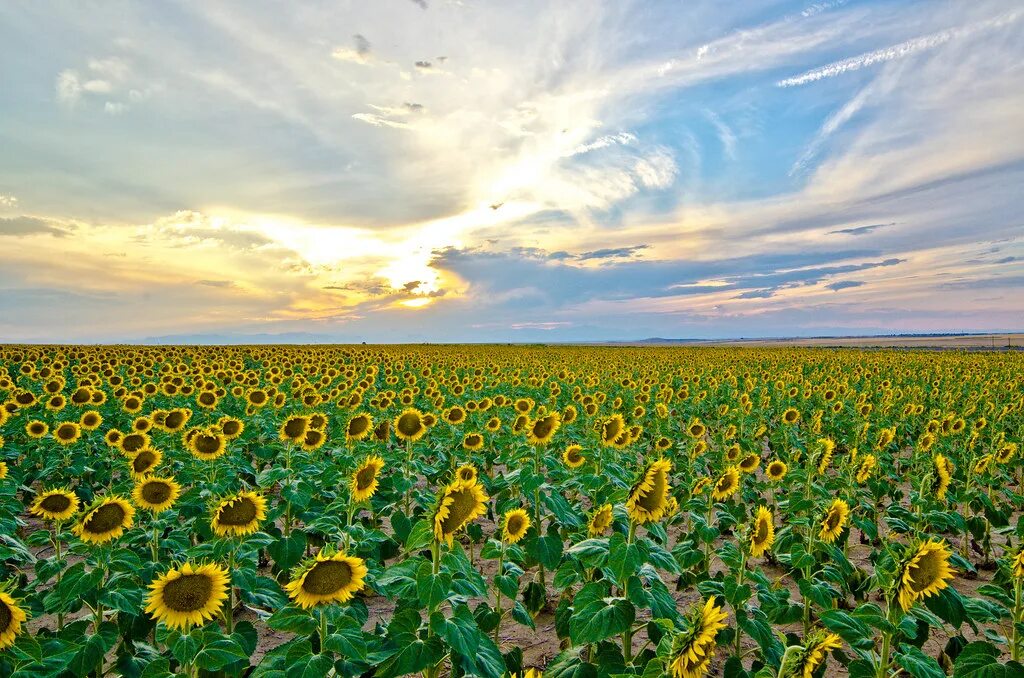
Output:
267 605 319 635
268 531 307 571
819 610 875 650
896 644 945 678
323 616 367 659
193 637 250 671
416 560 452 609
953 641 1024 677
532 534 564 571
69 634 108 678
569 595 635 645
406 519 434 551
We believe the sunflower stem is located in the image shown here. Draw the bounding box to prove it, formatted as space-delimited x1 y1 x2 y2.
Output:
493 544 504 646
622 521 636 665
1013 577 1022 661
320 607 329 655
53 522 65 632
224 546 235 634
734 547 746 657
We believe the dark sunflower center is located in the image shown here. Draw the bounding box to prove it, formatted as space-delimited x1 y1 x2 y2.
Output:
142 481 172 505
507 515 525 535
755 519 770 542
249 391 267 404
458 468 475 482
84 503 126 534
637 469 667 511
83 414 99 427
195 435 221 454
40 494 72 512
397 413 422 436
217 497 257 526
440 489 478 534
825 510 841 531
123 434 146 453
302 560 352 595
57 424 78 440
532 418 555 438
283 418 307 438
161 574 214 612
0 600 11 633
716 475 734 494
466 435 481 447
222 421 241 436
166 412 185 429
349 417 369 436
355 465 377 490
133 451 156 472
304 431 323 446
30 424 46 435
908 553 941 593
567 449 583 463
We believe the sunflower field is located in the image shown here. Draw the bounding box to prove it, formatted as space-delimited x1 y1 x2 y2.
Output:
1 344 1023 678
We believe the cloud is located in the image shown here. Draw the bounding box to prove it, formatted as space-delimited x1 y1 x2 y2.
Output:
0 195 17 208
333 34 372 64
777 9 1023 87
409 0 427 8
196 279 235 288
829 223 895 236
826 280 865 291
0 216 69 237
414 60 432 69
56 70 83 105
577 245 648 261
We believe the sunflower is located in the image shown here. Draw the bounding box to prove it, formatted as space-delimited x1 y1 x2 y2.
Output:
601 414 626 447
26 420 49 439
997 443 1017 464
189 430 227 461
395 408 427 442
351 455 385 502
668 598 729 678
129 447 162 479
814 438 835 475
145 561 230 631
1011 547 1024 579
502 508 531 544
0 590 27 650
463 432 484 451
973 453 994 475
486 417 501 433
766 459 787 482
29 488 80 521
562 444 586 469
301 428 326 451
120 432 150 455
781 408 800 425
455 464 478 484
933 454 953 500
80 410 103 430
444 406 467 426
104 429 123 447
285 549 368 609
627 458 672 525
588 503 614 536
346 413 373 443
738 453 760 473
52 421 82 446
279 416 309 443
433 479 489 546
132 475 181 513
897 540 954 611
711 466 740 501
818 498 850 544
749 506 775 557
855 454 877 484
686 420 706 439
691 477 712 496
210 491 267 537
0 461 6 480
73 496 135 544
218 416 245 440
526 413 561 446
789 631 842 678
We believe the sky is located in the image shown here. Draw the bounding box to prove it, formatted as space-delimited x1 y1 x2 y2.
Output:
1 0 1022 343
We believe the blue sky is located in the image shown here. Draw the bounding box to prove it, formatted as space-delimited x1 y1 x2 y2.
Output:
0 0 1022 342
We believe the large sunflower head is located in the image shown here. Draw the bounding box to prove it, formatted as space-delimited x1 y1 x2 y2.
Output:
526 413 561 446
345 413 373 443
73 496 135 544
787 631 842 678
562 444 586 469
129 447 163 479
218 416 245 440
25 420 49 439
350 455 385 502
668 598 728 678
301 428 326 451
588 503 614 536
279 415 310 443
781 408 800 425
145 561 229 631
0 590 28 650
502 508 531 544
738 453 761 474
29 487 80 522
766 459 788 482
462 432 484 451
53 422 82 446
711 466 740 501
626 458 673 525
189 429 227 461
395 408 427 441
818 498 850 544
432 479 489 546
897 539 954 611
932 454 953 500
133 475 182 513
210 490 268 537
285 548 368 609
855 454 877 484
601 414 625 447
749 506 775 558
80 410 103 431
119 432 150 455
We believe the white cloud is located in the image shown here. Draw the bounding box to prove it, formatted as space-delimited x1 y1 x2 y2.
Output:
0 195 17 207
56 69 82 105
104 101 126 115
778 9 1022 87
